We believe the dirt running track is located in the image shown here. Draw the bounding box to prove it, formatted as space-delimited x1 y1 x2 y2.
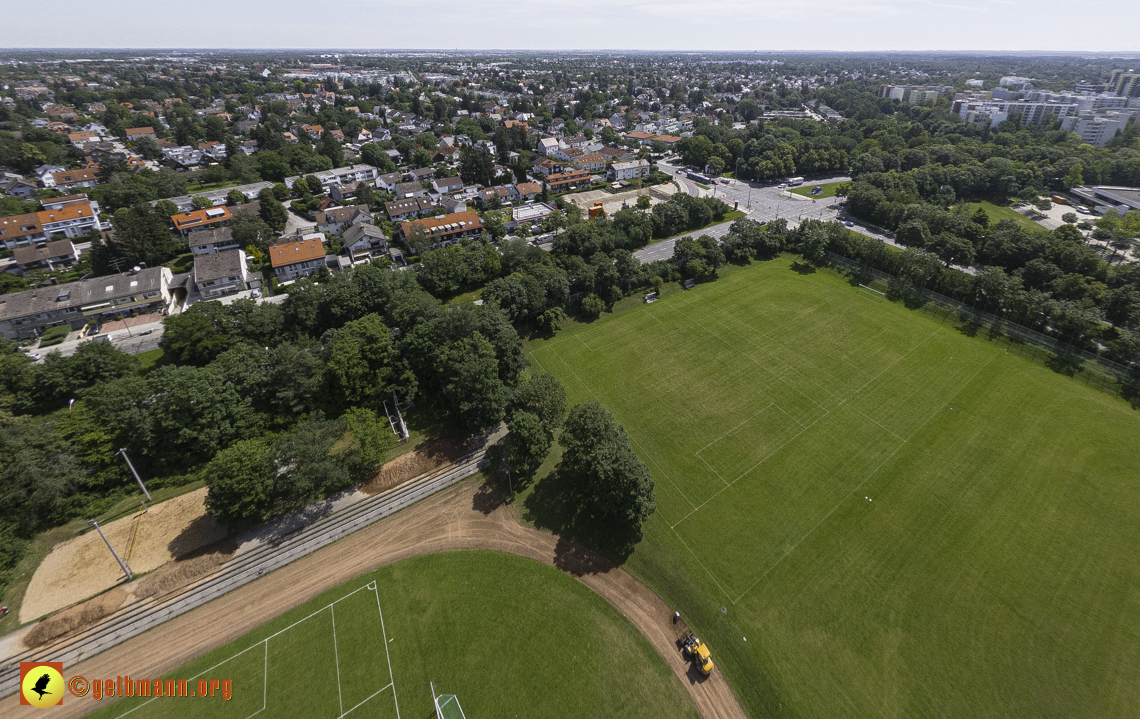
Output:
24 478 747 719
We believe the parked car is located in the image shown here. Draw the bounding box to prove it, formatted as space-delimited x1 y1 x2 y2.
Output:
24 352 41 361
845 221 855 227
138 329 153 336
250 289 262 298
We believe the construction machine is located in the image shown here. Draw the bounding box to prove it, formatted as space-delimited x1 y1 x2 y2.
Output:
681 632 715 676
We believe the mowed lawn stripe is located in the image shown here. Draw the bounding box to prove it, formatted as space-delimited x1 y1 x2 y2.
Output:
526 256 1140 718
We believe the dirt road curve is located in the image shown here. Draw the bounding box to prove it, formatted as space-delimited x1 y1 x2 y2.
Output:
34 478 747 719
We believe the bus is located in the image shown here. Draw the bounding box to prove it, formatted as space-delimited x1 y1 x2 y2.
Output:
687 171 711 184
787 177 804 186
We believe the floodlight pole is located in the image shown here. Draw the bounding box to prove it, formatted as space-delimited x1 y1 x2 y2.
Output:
118 448 152 504
89 519 132 581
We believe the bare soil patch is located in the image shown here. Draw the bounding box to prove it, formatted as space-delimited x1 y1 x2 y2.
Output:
23 588 129 649
360 435 474 495
20 488 225 623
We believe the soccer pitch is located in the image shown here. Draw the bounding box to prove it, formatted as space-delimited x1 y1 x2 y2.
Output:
89 552 698 719
526 257 1140 718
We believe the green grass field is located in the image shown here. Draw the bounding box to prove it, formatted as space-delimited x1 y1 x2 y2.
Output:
525 256 1140 718
87 552 698 719
955 200 1046 232
789 181 845 198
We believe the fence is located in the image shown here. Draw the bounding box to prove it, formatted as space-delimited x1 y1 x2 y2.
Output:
825 251 1140 400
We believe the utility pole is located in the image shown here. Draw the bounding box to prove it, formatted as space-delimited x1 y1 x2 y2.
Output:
118 448 152 506
89 520 132 580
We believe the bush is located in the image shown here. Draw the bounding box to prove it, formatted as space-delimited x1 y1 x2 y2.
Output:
580 293 605 318
39 325 71 346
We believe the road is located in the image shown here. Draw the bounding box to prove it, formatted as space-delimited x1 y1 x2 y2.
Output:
40 322 166 359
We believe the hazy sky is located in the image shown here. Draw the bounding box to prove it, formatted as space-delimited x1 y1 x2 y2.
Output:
5 0 1139 52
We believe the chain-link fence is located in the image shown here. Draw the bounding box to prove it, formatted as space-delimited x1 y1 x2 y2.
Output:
825 251 1140 401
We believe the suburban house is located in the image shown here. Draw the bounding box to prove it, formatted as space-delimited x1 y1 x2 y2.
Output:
571 154 607 173
284 164 380 193
171 206 232 235
433 146 459 163
0 266 174 340
432 176 464 195
552 147 585 163
41 167 101 190
608 160 651 182
440 196 468 214
0 174 37 198
269 233 329 281
0 197 102 250
330 181 365 203
531 158 563 176
385 197 435 222
515 181 543 201
599 147 636 163
125 127 156 141
394 181 426 199
188 227 241 255
625 131 657 145
68 131 100 146
315 205 373 234
405 167 434 183
537 137 559 156
198 141 227 160
193 250 251 299
477 185 518 206
400 210 483 251
545 170 592 193
511 202 557 229
11 239 79 274
342 224 389 265
376 172 403 192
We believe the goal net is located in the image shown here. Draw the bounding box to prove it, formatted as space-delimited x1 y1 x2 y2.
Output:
432 683 467 719
857 283 886 302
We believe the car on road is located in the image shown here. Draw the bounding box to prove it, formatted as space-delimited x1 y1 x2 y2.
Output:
250 289 262 298
845 221 855 227
778 183 787 189
138 329 154 335
23 351 41 361
719 178 730 184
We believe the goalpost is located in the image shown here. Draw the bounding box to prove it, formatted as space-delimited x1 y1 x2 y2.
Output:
431 682 467 719
857 284 886 302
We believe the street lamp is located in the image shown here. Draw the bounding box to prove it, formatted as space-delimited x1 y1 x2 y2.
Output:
118 448 152 507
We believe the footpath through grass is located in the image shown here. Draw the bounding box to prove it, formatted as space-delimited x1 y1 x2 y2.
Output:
524 255 1140 719
88 552 697 719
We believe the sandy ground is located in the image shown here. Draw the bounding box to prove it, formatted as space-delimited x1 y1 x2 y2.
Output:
361 435 472 495
97 313 165 334
38 478 746 719
20 489 225 623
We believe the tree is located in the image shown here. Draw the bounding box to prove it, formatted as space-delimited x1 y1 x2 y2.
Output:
560 402 655 529
258 189 288 232
505 410 551 473
636 194 651 210
404 220 433 255
580 293 605 318
459 145 495 187
203 438 276 526
355 182 375 206
227 189 247 206
1063 163 1084 190
927 232 976 268
191 195 214 210
1062 212 1078 224
230 212 275 253
111 204 182 267
319 131 344 166
343 406 395 477
323 314 399 410
511 373 567 432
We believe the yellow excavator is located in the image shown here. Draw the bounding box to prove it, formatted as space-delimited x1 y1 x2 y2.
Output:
681 632 715 676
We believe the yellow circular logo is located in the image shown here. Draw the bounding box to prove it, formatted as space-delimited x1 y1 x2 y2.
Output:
22 665 64 708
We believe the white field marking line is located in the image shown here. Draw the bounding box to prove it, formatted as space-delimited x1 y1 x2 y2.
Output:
847 405 906 443
694 405 771 455
849 328 942 396
672 526 737 604
547 339 699 513
373 582 401 719
527 349 548 375
669 409 826 529
112 583 377 719
628 431 698 513
339 684 395 719
729 351 1000 605
697 453 731 488
331 604 343 716
577 311 665 353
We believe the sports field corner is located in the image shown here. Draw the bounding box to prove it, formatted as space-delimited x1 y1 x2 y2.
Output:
524 255 1140 718
84 552 701 719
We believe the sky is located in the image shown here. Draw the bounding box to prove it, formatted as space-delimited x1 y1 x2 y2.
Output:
4 0 1139 53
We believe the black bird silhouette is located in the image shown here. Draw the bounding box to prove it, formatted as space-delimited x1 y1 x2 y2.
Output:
31 673 53 699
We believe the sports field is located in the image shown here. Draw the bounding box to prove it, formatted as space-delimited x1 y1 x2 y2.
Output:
526 257 1140 718
87 552 698 719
